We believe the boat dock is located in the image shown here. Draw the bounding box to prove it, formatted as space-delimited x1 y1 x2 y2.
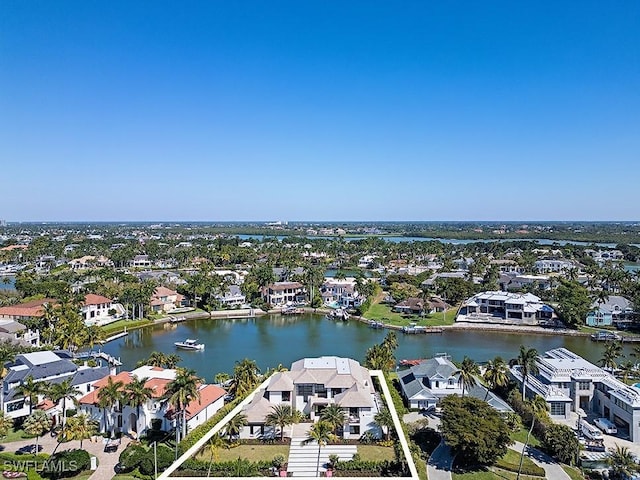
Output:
169 316 187 323
402 326 443 334
76 350 122 367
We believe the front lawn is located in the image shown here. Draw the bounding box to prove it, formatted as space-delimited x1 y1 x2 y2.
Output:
196 444 289 463
363 303 456 327
0 428 33 443
510 428 541 447
357 445 395 461
100 318 153 336
562 465 585 480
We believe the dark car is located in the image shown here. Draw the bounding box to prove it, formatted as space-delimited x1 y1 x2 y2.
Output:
16 445 43 455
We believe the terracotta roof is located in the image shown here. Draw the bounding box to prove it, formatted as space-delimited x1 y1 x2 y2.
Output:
154 286 178 297
165 384 226 420
0 298 57 318
79 371 173 405
37 399 56 411
84 294 113 306
0 245 28 251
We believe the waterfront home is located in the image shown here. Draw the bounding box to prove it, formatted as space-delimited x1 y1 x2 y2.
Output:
489 259 524 274
82 294 126 326
0 298 55 323
320 279 362 308
150 286 185 313
457 291 554 325
0 319 40 347
393 298 425 315
240 356 380 440
78 365 226 436
397 355 511 412
215 285 247 308
261 282 306 306
2 350 109 421
510 347 640 442
585 295 633 327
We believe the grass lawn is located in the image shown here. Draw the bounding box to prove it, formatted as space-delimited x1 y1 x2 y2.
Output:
196 444 289 463
100 318 153 336
562 465 585 480
453 469 542 480
364 303 456 327
0 429 33 443
510 428 541 447
357 445 395 462
497 449 544 476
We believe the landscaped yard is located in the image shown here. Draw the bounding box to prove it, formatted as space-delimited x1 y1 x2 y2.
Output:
0 428 32 443
357 444 395 461
100 318 153 336
562 465 585 480
364 303 456 327
451 448 544 480
196 444 289 463
510 427 541 447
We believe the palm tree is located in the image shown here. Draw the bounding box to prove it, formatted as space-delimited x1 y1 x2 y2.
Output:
0 411 13 438
265 404 296 441
84 325 104 351
164 354 182 369
47 378 81 429
23 410 52 455
483 356 509 399
232 359 260 397
225 413 248 442
515 346 539 398
16 375 46 414
374 407 394 441
458 356 479 397
319 404 347 436
600 340 623 372
165 368 201 441
608 445 639 480
618 360 637 383
97 377 124 437
63 413 98 449
517 395 548 480
123 377 154 434
304 420 335 477
138 351 167 368
206 433 226 477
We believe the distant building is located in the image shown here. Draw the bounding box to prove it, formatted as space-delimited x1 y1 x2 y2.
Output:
585 295 633 327
458 291 554 325
150 287 184 313
534 259 575 274
261 282 306 306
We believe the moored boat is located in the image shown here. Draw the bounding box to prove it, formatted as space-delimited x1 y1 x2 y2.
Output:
590 331 621 342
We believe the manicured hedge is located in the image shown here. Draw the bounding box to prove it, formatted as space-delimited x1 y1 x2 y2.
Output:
41 449 90 479
180 458 272 476
178 397 242 454
334 459 405 476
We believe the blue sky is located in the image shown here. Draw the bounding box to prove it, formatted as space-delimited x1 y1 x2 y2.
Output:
1 1 639 221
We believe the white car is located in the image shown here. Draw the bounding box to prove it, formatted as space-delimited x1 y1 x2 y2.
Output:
594 417 617 434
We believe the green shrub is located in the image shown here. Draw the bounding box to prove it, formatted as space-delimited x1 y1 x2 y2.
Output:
119 444 147 472
178 397 242 454
180 458 272 476
138 445 174 476
64 409 77 418
495 457 545 476
41 449 90 479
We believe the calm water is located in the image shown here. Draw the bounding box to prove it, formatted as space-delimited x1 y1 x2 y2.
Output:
0 276 16 291
101 314 623 380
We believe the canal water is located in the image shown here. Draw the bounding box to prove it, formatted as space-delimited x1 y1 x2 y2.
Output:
101 314 624 381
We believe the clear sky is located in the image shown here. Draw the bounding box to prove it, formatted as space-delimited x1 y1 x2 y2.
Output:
1 1 639 222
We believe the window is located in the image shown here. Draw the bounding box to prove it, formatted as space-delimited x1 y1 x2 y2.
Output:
550 402 565 416
282 391 290 402
264 391 270 400
349 425 360 434
297 384 313 400
578 381 590 391
316 384 327 398
7 401 24 412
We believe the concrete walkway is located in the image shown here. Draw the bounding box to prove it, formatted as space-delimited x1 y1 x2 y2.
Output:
427 440 453 480
509 441 571 480
1 433 131 480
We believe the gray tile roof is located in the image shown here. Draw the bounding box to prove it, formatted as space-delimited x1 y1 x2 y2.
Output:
398 369 437 401
411 357 459 380
72 367 110 385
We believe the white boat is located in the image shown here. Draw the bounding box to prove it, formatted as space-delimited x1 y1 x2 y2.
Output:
174 338 205 350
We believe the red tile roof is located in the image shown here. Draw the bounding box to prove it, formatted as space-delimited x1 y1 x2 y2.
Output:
165 384 226 420
84 294 113 306
79 371 173 405
0 298 57 318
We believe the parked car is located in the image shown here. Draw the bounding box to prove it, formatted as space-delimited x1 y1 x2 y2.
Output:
594 417 617 434
16 445 42 455
104 438 121 453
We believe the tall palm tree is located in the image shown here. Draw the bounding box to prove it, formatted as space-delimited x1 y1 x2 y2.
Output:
483 356 509 400
608 445 639 480
63 413 98 449
515 346 539 398
517 395 548 480
206 433 226 477
374 407 394 441
458 356 479 397
16 376 46 414
97 377 124 437
164 354 182 369
319 404 347 436
47 378 81 429
123 377 154 434
23 410 52 455
165 368 201 441
225 413 248 442
304 420 336 477
265 404 296 441
84 325 104 351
